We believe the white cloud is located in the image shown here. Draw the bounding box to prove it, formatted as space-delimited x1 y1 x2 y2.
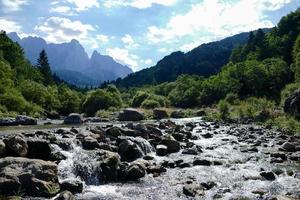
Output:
146 0 293 44
0 18 22 32
106 47 139 70
66 0 99 11
121 34 139 48
50 6 73 14
143 59 153 65
103 0 177 9
0 0 28 12
96 34 109 43
34 17 95 43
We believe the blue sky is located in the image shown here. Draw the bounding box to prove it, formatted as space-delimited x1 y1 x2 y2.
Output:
0 0 299 71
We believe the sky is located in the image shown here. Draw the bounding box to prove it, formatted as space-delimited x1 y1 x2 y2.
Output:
0 0 299 71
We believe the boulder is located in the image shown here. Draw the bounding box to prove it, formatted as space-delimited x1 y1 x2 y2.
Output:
100 151 120 182
0 157 59 197
125 164 146 181
193 159 211 166
106 127 123 138
118 108 144 121
81 136 99 150
260 171 276 181
153 109 169 120
183 184 205 197
6 135 28 157
27 138 52 160
170 110 185 118
0 139 6 157
54 191 75 200
0 117 17 126
118 138 143 162
281 142 296 152
284 89 300 119
160 136 180 153
15 115 37 125
64 113 83 125
156 145 168 156
60 179 83 194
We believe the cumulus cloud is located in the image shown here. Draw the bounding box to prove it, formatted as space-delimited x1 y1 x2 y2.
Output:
0 18 22 32
146 0 293 45
121 34 139 48
97 34 109 43
49 6 74 15
103 0 177 9
106 47 139 70
0 0 28 12
66 0 99 11
34 17 95 43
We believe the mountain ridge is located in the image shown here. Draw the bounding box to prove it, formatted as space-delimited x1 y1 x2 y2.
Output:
8 32 133 86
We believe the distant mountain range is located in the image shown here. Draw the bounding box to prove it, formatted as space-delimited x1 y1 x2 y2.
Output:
8 32 133 86
114 29 270 88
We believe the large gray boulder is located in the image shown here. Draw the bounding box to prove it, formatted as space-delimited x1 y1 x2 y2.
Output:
0 157 59 197
64 113 83 124
125 163 146 181
0 117 17 126
284 89 300 119
118 108 144 121
6 134 28 157
15 115 37 125
153 108 169 120
0 139 6 157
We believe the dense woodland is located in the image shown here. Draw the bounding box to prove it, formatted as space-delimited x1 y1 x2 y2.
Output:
0 8 299 132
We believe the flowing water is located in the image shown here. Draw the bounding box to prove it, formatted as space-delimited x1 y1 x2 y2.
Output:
50 118 300 200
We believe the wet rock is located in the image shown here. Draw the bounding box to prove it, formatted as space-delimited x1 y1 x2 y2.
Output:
178 162 191 168
281 142 296 152
27 138 52 160
201 181 217 190
118 138 143 162
153 108 169 119
81 136 99 150
15 115 37 125
160 136 180 153
156 144 168 156
0 117 17 126
260 171 276 181
201 132 213 138
54 191 75 200
125 164 146 181
106 127 123 138
0 177 21 196
172 133 185 141
270 152 287 161
64 113 83 125
147 165 167 174
6 134 28 157
118 108 144 121
100 151 120 182
60 179 83 194
193 159 211 166
0 157 59 197
170 110 185 118
183 184 204 197
0 139 6 157
182 146 201 155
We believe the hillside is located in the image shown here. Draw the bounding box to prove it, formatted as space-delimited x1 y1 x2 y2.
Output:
114 30 268 88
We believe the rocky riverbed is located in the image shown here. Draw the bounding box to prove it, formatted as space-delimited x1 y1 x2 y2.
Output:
0 117 299 200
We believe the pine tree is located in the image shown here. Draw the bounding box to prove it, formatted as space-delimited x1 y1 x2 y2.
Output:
293 35 300 82
37 50 53 85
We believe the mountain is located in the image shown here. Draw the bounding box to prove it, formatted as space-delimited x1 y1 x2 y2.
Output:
8 33 133 86
115 30 270 88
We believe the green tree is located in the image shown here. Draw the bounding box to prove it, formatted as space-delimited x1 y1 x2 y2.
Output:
293 35 300 82
37 50 53 85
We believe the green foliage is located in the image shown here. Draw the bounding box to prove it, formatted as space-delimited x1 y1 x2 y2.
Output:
218 100 230 120
224 93 239 105
82 86 122 116
280 82 300 106
141 99 160 109
132 91 150 107
266 116 300 134
293 34 300 82
58 85 81 116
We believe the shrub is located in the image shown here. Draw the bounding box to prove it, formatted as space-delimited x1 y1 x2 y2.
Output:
280 82 300 106
224 93 239 104
141 99 160 109
218 100 229 119
132 91 150 107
